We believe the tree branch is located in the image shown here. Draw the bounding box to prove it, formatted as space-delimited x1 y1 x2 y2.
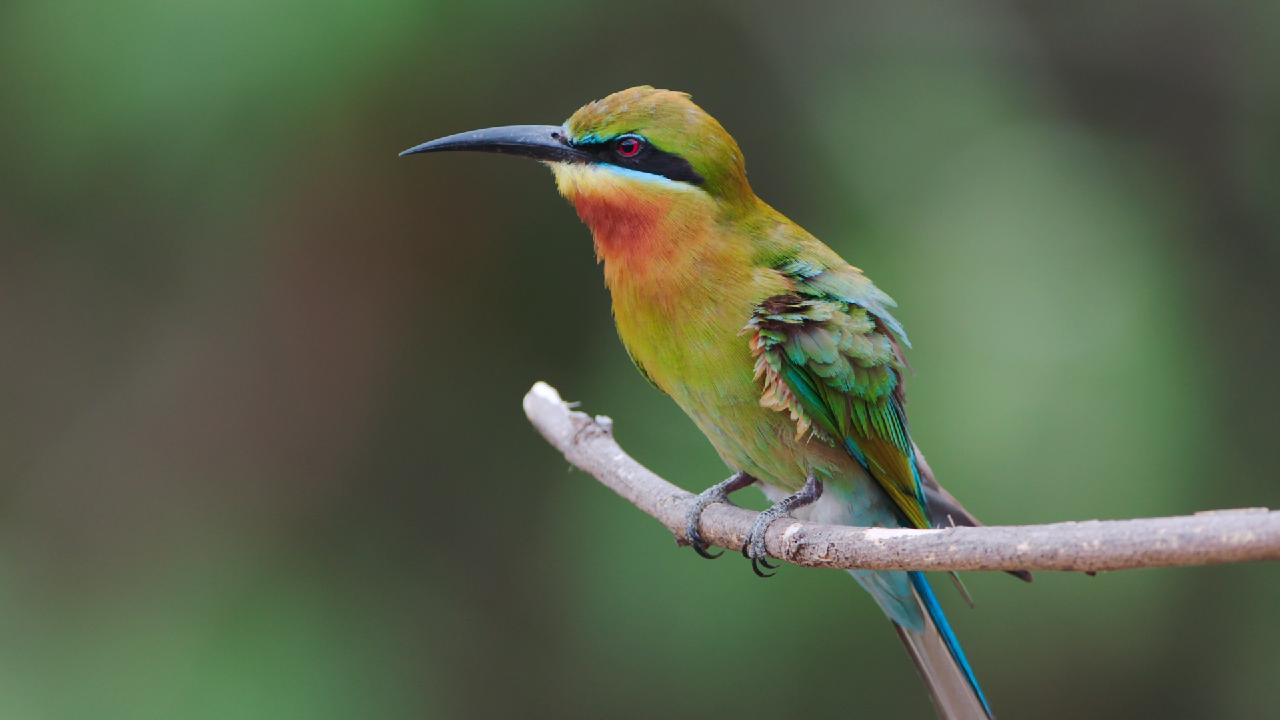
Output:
523 381 1280 573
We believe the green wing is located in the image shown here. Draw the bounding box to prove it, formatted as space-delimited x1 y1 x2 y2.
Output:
748 260 930 529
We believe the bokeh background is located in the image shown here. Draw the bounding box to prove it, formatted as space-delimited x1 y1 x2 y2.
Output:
3 1 1279 718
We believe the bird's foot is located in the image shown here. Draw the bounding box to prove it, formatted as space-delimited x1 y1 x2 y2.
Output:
682 471 756 559
741 475 823 577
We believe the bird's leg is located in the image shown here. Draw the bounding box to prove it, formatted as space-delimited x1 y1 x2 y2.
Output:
682 471 757 559
742 474 823 577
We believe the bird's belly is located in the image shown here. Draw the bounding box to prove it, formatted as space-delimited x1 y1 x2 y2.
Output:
619 324 817 489
675 382 855 494
759 470 902 529
609 265 840 490
661 346 903 529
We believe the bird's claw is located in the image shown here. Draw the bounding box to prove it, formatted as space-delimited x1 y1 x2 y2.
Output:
691 539 723 560
741 512 780 577
685 510 722 558
682 472 755 560
739 475 823 579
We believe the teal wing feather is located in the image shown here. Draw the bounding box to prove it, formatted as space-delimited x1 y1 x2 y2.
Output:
747 260 930 529
751 259 1002 718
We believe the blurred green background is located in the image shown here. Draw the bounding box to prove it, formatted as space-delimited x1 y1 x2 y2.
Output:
3 1 1278 718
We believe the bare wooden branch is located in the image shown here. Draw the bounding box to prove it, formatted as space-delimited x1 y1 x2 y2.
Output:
523 381 1280 573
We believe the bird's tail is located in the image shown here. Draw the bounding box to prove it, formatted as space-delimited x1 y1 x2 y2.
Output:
894 571 994 720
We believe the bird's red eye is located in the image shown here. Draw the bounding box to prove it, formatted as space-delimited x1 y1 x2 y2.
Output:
615 136 644 158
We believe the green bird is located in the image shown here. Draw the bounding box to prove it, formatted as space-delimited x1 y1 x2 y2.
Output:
402 86 1029 719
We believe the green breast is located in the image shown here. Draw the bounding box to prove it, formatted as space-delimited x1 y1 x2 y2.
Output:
609 263 822 488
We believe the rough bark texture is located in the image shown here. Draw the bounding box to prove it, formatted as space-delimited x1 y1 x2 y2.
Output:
523 381 1280 573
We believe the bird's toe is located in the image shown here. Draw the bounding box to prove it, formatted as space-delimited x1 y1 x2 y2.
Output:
741 512 778 577
683 496 722 559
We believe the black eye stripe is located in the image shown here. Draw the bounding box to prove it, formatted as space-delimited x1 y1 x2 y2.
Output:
572 136 705 186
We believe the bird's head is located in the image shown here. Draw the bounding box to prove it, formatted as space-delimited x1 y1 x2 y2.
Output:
401 86 754 214
555 86 751 203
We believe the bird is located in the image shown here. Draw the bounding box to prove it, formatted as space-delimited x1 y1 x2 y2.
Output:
401 86 1029 719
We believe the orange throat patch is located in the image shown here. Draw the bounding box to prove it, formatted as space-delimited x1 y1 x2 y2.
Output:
571 189 673 266
552 163 712 282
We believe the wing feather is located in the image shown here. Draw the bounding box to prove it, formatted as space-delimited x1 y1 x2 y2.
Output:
748 263 929 529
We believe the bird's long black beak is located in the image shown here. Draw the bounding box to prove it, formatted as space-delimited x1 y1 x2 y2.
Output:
399 124 591 163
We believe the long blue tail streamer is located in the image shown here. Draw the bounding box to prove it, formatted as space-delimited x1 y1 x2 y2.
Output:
908 571 993 718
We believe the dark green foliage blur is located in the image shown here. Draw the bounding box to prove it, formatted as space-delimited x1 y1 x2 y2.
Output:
3 1 1278 718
